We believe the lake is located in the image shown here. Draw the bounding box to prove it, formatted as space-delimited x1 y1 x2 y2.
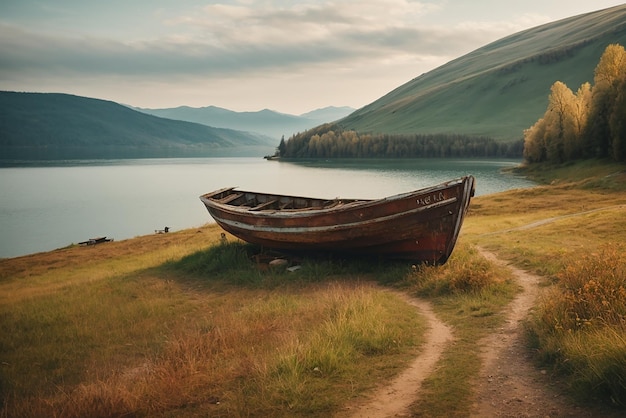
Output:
0 158 535 258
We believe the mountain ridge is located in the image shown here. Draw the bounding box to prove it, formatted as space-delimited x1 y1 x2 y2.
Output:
336 4 626 141
0 91 276 159
134 105 355 139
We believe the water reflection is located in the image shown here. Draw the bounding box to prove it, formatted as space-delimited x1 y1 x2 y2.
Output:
279 158 532 198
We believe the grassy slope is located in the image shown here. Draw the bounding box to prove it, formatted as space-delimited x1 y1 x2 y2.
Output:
339 5 626 140
0 225 428 417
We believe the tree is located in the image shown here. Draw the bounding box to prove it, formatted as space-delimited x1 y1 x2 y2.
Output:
523 43 626 163
585 44 626 157
543 81 577 162
574 83 591 144
523 118 547 163
594 44 626 86
278 135 286 157
609 74 626 161
523 81 577 163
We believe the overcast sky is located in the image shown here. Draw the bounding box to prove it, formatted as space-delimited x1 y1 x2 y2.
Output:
0 1 624 114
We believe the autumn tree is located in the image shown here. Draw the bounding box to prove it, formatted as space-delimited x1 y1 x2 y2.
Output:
584 43 626 158
523 117 547 163
568 82 592 159
523 81 579 163
524 43 626 163
546 81 579 162
609 74 626 161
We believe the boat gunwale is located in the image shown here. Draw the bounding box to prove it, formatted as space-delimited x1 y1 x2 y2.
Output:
199 177 468 219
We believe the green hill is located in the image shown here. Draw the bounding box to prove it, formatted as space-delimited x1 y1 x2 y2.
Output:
337 5 626 141
0 92 275 159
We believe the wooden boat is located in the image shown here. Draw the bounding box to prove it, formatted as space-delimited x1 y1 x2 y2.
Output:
200 176 475 264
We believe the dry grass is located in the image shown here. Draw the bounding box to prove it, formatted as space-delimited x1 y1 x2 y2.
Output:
5 283 421 417
528 246 626 405
0 224 224 303
464 180 626 277
0 226 426 417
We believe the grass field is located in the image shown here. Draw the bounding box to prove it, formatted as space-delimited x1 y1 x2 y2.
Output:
1 159 625 417
1 226 430 417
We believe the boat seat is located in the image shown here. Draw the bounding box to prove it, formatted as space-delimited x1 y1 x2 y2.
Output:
323 200 342 208
218 193 243 204
250 199 278 211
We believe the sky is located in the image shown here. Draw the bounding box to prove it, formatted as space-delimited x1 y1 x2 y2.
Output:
1 1 624 115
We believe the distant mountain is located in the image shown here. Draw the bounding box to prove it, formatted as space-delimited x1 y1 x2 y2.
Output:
134 105 355 140
0 92 276 159
299 106 356 122
337 4 626 141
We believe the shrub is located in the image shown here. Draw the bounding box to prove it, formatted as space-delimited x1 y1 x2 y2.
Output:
529 245 626 405
407 243 502 297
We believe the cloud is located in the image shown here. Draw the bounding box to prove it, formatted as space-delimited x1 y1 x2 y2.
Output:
0 0 525 82
2 0 568 111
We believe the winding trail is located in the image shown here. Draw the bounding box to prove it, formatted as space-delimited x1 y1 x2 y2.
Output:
469 248 622 418
469 248 559 416
479 204 626 237
343 293 454 418
341 245 623 417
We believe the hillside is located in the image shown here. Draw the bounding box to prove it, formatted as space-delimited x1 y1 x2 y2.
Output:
135 105 355 139
337 5 626 141
0 92 276 159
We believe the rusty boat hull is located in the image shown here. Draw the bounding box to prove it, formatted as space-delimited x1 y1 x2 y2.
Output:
199 176 475 264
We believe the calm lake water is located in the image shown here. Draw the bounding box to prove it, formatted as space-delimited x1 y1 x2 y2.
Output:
0 158 535 258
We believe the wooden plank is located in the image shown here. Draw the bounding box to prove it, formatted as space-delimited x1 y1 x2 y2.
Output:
218 193 244 204
203 187 236 199
250 199 278 211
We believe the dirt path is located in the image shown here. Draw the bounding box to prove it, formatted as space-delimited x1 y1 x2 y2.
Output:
479 204 626 237
342 248 622 417
469 248 621 418
342 293 454 418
